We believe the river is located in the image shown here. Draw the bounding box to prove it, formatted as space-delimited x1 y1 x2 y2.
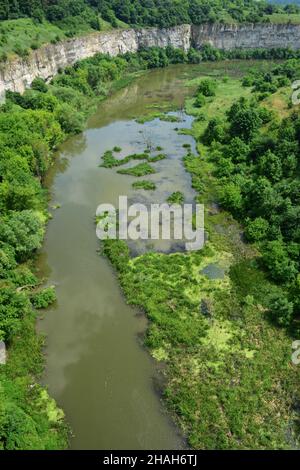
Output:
37 62 236 449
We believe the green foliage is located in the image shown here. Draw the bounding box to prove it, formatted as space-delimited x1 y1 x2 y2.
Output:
198 63 300 330
117 162 155 177
0 211 44 261
0 288 30 341
31 78 48 93
262 240 298 284
31 287 57 309
244 217 269 242
228 97 262 142
194 93 206 108
202 117 226 145
220 182 243 215
167 191 184 204
55 103 85 134
197 78 217 97
0 0 298 29
100 150 148 168
268 292 294 327
132 180 156 190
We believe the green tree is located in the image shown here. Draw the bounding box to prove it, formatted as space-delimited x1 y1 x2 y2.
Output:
197 78 217 97
262 240 298 283
0 211 44 261
244 217 269 242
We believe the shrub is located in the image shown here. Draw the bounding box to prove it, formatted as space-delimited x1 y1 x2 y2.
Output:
197 79 217 97
31 287 57 309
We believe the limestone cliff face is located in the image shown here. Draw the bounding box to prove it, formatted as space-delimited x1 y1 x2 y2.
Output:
0 22 299 100
0 25 191 99
191 23 300 50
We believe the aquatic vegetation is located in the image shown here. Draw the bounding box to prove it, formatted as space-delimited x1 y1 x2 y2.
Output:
100 150 148 168
100 149 165 168
117 162 155 177
147 153 166 163
132 180 156 190
159 114 182 123
136 112 163 124
136 112 181 124
167 191 184 204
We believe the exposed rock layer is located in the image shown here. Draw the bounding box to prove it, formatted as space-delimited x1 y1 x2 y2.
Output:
0 22 299 99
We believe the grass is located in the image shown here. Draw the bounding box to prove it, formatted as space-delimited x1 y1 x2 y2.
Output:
100 150 148 168
0 16 127 60
100 150 166 168
167 191 184 204
100 65 300 449
117 162 155 177
147 153 166 162
185 76 252 155
269 13 300 24
0 19 66 59
136 111 179 124
132 180 156 190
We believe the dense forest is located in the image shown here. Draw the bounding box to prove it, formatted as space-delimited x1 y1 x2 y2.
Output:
196 62 300 332
0 0 299 28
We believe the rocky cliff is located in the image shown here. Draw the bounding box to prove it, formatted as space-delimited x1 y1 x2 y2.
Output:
192 23 300 50
0 22 299 100
0 25 191 100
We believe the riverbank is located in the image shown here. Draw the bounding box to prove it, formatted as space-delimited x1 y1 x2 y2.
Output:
0 49 204 450
101 63 300 449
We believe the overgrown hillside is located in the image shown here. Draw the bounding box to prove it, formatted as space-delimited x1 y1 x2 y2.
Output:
0 1 300 59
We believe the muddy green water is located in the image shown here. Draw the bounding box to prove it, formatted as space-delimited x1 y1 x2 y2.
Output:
37 63 220 450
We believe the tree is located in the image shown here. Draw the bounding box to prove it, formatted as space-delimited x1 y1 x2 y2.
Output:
257 150 282 182
197 78 217 97
0 211 44 261
55 103 85 134
220 182 243 215
268 292 294 327
225 137 249 163
229 100 262 142
202 117 226 145
262 240 298 283
31 78 48 93
0 287 30 340
245 217 269 242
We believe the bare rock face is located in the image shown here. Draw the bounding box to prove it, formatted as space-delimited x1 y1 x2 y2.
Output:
191 23 300 50
0 25 191 99
0 22 299 100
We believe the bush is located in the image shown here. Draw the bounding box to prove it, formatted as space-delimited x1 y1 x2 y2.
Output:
202 118 226 145
0 211 44 261
55 104 85 134
268 293 294 327
197 79 217 97
0 288 30 340
31 287 57 309
244 217 269 242
31 78 48 93
194 93 206 108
